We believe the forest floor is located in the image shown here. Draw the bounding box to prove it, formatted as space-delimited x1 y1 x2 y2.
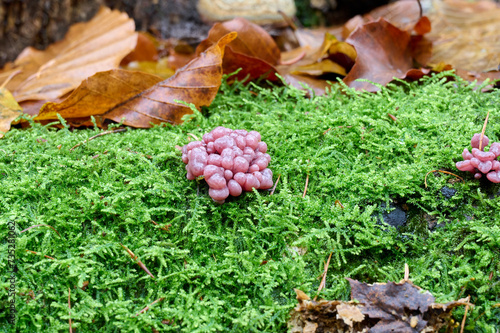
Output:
1 74 499 332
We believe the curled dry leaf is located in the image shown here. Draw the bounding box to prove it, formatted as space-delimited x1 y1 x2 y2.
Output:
0 87 23 138
285 32 356 78
120 32 159 65
197 17 280 65
343 18 431 92
196 17 280 83
288 279 472 333
36 32 237 128
428 0 500 72
0 7 137 103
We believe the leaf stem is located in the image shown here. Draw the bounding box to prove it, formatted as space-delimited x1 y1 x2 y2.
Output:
479 111 490 151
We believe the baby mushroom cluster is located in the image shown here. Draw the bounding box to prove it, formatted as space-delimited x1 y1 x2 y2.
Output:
182 127 273 203
456 133 500 182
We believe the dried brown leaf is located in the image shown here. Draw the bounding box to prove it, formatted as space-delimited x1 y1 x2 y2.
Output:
289 280 472 333
0 7 137 102
343 18 416 92
0 87 23 138
36 33 237 127
197 17 280 65
120 32 159 65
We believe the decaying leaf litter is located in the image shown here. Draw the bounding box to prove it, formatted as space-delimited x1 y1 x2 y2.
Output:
1 1 500 332
1 1 500 135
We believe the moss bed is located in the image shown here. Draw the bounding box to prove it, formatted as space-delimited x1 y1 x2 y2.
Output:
1 73 499 332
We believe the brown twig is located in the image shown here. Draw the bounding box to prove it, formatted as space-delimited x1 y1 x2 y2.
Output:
416 0 423 19
460 295 471 333
270 174 280 195
387 113 398 122
479 111 490 151
68 287 73 333
134 297 165 317
120 243 155 279
70 128 127 151
278 9 298 30
334 200 344 209
314 252 333 301
404 263 409 282
424 170 464 188
0 69 21 90
20 224 61 238
302 174 309 198
26 249 56 260
187 133 199 141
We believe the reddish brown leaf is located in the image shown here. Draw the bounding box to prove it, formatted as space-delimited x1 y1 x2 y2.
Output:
343 19 413 92
0 87 23 138
410 35 433 66
120 32 159 65
289 280 471 332
0 7 137 102
279 72 332 96
414 16 432 35
36 33 237 128
196 17 283 83
221 47 278 83
196 17 280 65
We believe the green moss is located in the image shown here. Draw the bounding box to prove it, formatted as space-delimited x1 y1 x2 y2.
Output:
1 74 499 332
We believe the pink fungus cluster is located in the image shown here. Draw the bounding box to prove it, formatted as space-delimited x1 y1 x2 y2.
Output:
182 126 273 203
456 133 500 182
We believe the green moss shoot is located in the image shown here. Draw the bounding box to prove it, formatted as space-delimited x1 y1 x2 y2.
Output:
1 73 499 332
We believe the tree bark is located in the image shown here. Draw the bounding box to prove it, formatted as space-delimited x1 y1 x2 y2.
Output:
0 0 210 67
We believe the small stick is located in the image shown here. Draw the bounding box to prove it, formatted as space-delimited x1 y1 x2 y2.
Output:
68 287 73 333
26 249 56 260
70 128 127 151
134 297 165 317
277 9 298 30
187 133 199 141
334 200 344 209
120 243 155 279
459 296 471 333
323 128 332 135
314 252 333 301
20 224 61 238
302 174 309 198
0 69 22 90
416 0 423 19
404 263 409 282
479 111 490 151
387 113 398 122
270 174 280 195
424 170 464 188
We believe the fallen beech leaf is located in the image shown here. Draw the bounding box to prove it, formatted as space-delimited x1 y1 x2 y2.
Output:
348 278 434 331
36 33 237 128
363 1 422 32
219 47 278 83
343 19 413 92
120 32 159 66
0 87 23 138
0 7 137 102
428 0 500 72
124 58 175 79
289 280 472 332
414 16 432 35
279 72 332 96
197 17 280 65
291 59 346 77
196 18 281 82
278 32 356 96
